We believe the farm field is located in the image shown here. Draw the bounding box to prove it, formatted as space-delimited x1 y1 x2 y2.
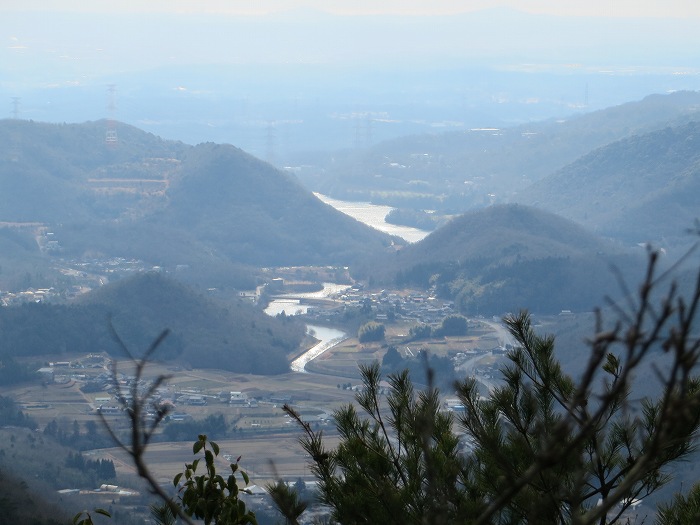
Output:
1 318 505 485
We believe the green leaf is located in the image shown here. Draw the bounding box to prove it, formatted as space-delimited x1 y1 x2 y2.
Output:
174 472 183 486
95 509 111 518
193 440 204 454
211 441 220 455
242 471 250 485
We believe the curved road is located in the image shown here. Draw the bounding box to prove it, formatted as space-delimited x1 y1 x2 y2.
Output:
454 319 516 393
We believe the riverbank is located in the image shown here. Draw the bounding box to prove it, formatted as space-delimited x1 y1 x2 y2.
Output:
290 325 348 373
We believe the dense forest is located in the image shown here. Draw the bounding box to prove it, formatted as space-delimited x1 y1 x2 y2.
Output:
0 273 305 374
516 120 700 248
0 120 398 282
362 204 646 315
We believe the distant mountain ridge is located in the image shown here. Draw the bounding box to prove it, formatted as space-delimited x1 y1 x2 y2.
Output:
0 119 398 284
394 204 616 265
514 120 700 249
297 91 700 212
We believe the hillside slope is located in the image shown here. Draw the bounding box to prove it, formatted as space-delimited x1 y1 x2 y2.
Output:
0 273 305 374
157 142 400 266
296 91 700 211
363 204 644 315
0 227 55 290
0 119 398 277
515 120 700 249
0 119 187 223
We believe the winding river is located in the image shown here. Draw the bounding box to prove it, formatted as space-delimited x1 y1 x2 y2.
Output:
290 325 347 373
264 283 350 373
263 194 430 372
314 193 430 243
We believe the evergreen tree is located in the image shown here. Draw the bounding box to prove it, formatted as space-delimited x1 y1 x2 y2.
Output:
436 314 468 336
284 364 483 524
358 321 385 342
655 482 700 524
381 345 403 372
458 311 700 523
278 250 700 524
95 248 700 525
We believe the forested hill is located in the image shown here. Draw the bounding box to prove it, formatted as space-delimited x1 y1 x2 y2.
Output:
0 119 398 275
514 120 700 251
0 273 305 375
295 91 700 211
362 204 645 315
0 119 187 223
155 142 400 266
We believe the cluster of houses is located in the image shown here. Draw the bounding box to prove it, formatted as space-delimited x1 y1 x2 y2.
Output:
1 286 59 306
36 360 80 384
0 255 179 306
62 256 148 277
34 351 301 426
93 388 280 422
57 484 140 498
302 285 456 326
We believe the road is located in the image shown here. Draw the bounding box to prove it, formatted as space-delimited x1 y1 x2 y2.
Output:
453 319 516 393
480 318 516 348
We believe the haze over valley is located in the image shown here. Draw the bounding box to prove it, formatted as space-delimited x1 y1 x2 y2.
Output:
1 2 700 523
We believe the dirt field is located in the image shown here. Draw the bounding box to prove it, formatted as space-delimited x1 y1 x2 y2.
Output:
98 432 342 486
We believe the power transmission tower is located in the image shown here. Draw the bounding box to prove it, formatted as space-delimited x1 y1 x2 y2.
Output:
11 97 20 119
365 113 373 146
265 121 276 165
105 84 118 147
354 112 373 149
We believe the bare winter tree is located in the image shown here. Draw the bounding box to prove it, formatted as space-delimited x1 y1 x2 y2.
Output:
98 328 257 525
97 242 700 525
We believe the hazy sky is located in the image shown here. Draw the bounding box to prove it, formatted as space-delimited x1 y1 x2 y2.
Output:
2 0 699 150
3 0 700 18
1 0 698 84
3 0 700 88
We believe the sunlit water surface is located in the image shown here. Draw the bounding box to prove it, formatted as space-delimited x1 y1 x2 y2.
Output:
314 193 430 243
